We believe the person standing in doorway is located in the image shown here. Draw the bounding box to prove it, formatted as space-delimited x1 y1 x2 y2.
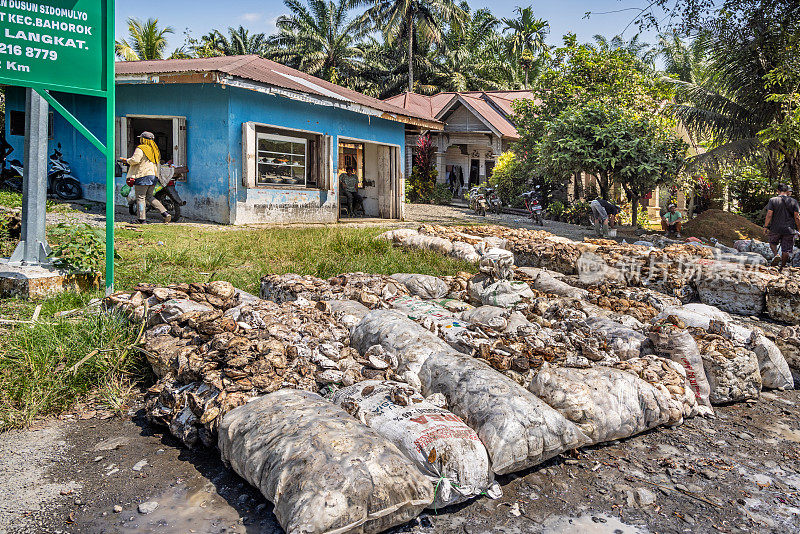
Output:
764 183 800 270
120 132 170 224
339 166 363 216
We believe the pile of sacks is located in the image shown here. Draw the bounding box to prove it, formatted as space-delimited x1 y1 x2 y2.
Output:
378 225 800 325
106 282 377 448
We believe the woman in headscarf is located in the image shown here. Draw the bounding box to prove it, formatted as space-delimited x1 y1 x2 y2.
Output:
120 131 170 223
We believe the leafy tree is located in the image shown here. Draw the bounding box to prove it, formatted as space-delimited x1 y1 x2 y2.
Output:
353 0 463 92
535 105 687 226
501 6 549 88
656 32 709 85
268 0 369 84
591 33 655 70
665 1 800 190
515 38 671 138
115 18 174 61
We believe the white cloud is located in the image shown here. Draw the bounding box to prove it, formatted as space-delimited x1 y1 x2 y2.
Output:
240 12 262 23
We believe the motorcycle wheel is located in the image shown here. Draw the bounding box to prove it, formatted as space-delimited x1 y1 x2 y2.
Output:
3 176 23 192
155 190 182 223
533 212 544 226
54 177 82 200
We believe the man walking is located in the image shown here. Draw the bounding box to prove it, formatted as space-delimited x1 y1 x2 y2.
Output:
764 183 800 270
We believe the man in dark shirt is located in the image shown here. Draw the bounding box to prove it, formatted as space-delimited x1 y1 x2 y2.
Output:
764 183 800 270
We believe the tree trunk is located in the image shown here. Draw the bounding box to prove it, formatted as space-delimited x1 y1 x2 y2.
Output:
407 20 414 92
632 196 639 228
524 69 529 89
708 169 725 210
787 154 800 195
596 172 610 200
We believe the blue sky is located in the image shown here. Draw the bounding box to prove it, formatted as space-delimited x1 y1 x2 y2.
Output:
115 0 662 53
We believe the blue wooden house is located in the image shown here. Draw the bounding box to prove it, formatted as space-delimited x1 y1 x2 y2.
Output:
3 55 440 223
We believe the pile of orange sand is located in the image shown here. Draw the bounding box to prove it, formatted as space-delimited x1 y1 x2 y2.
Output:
682 209 765 246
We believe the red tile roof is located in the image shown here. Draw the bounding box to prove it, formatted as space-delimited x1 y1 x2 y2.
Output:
383 90 539 139
116 56 440 126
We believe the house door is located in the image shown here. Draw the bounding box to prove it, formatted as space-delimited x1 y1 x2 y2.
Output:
469 159 479 188
377 145 392 218
115 115 188 173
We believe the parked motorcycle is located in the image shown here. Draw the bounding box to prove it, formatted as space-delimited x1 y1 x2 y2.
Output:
468 186 501 216
126 164 186 222
521 188 544 226
0 143 83 200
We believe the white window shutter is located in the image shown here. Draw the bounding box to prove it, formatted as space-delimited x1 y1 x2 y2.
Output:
173 117 187 167
114 116 127 160
242 122 256 188
323 134 333 190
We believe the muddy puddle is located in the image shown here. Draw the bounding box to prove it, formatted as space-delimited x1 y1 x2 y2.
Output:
88 482 277 534
541 514 648 534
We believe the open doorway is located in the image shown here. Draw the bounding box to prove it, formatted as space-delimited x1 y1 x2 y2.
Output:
338 139 401 219
127 117 173 162
116 115 187 177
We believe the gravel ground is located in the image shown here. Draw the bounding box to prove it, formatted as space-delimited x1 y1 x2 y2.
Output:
1 390 798 533
46 200 602 243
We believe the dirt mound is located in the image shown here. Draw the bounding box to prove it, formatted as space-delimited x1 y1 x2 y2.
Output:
682 209 764 246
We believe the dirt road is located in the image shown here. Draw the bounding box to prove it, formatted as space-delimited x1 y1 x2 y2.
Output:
2 389 798 534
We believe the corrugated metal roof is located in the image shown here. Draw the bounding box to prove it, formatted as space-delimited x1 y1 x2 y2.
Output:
384 90 537 139
116 56 440 126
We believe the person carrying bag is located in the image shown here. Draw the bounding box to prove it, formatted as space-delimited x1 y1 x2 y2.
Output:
120 131 171 224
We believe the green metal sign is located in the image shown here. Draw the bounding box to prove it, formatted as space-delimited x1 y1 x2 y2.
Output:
0 0 116 292
0 0 109 96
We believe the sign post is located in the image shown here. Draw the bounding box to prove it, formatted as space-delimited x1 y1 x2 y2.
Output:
0 0 116 292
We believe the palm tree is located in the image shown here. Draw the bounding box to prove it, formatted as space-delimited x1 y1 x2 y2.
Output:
353 0 463 93
115 18 174 61
656 32 709 84
432 4 505 91
592 33 656 69
211 26 268 56
666 7 800 191
501 6 549 87
268 0 369 84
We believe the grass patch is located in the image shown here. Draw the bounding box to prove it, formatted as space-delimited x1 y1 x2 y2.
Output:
0 187 80 213
0 291 146 431
112 225 474 294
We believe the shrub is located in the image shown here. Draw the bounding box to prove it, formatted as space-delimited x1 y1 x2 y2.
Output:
563 200 591 225
48 222 107 273
548 200 565 219
406 134 438 203
489 151 529 208
428 183 453 205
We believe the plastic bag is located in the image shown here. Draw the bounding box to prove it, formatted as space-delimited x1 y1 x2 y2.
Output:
613 356 699 423
352 310 451 377
460 306 509 331
390 273 450 299
522 268 589 299
700 346 762 404
389 295 473 352
451 241 481 263
418 350 590 475
468 275 535 308
403 234 454 255
529 363 672 444
584 317 650 360
376 228 419 243
649 325 714 415
747 332 794 389
330 381 494 509
218 389 433 534
478 248 515 280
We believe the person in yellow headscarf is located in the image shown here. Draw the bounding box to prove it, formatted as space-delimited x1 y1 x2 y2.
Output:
120 131 170 223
